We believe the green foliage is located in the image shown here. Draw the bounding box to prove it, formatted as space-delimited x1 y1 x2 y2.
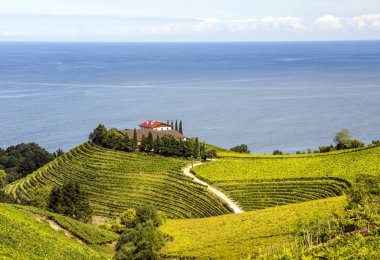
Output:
319 144 336 153
115 205 165 260
179 121 183 134
120 209 137 228
28 185 51 209
4 143 231 218
334 128 352 145
193 137 200 158
273 149 283 155
115 222 165 260
53 148 65 158
0 203 109 259
230 144 250 154
0 142 54 183
48 181 93 222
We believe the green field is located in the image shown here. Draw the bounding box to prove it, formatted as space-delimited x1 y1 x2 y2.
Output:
192 146 379 211
160 196 346 259
14 205 119 244
0 203 113 259
4 143 231 218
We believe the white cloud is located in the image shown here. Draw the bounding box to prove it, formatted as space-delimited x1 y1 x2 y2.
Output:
193 17 223 32
227 19 258 32
348 13 380 29
314 15 343 30
261 16 305 30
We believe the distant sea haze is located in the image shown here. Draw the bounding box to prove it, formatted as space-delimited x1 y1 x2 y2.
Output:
1 41 380 153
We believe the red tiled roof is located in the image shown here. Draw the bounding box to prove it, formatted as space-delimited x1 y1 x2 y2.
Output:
138 120 171 129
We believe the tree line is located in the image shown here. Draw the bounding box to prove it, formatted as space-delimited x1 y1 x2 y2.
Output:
0 143 64 187
89 124 216 159
166 119 183 134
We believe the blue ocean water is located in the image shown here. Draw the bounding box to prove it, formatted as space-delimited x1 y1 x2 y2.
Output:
0 41 380 153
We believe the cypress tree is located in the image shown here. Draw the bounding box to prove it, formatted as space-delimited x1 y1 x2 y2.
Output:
175 120 178 131
153 136 161 153
140 134 146 151
132 129 138 150
146 132 154 151
166 120 169 125
179 121 183 134
170 120 174 129
193 137 200 158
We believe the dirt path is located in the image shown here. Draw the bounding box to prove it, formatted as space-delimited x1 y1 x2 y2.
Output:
183 162 244 213
34 213 84 244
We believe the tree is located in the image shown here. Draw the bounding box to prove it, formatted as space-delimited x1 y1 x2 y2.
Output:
104 128 125 150
53 149 64 158
334 129 352 149
146 132 154 151
193 137 200 158
0 143 54 183
153 136 162 153
200 142 206 160
132 129 138 150
48 181 92 222
170 120 174 129
114 205 165 260
273 149 283 155
140 135 147 151
120 209 137 228
89 124 108 145
175 120 178 131
179 121 183 134
230 144 250 154
123 133 133 152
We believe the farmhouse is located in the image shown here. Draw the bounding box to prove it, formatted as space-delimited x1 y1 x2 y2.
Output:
119 120 185 146
139 120 172 131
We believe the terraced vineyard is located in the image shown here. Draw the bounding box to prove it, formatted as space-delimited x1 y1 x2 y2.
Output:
0 203 112 259
160 196 346 259
4 143 232 218
192 146 380 211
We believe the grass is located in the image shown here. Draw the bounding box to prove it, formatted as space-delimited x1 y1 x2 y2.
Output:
4 143 232 219
191 146 379 211
14 205 119 244
160 196 346 259
0 203 112 259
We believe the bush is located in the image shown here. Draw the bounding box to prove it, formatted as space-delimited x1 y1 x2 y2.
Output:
230 144 250 154
120 209 137 228
319 145 336 153
273 149 283 155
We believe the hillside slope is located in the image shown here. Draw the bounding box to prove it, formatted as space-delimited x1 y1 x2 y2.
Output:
0 203 113 259
4 143 232 218
160 196 346 259
192 146 380 211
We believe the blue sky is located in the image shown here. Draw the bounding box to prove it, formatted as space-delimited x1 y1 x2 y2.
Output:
1 0 380 41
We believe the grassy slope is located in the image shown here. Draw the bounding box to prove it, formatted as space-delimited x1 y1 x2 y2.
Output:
160 196 346 259
191 146 379 211
0 203 113 259
14 205 119 244
4 143 232 218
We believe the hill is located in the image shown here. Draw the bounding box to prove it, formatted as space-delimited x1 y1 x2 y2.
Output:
4 143 232 219
160 196 346 259
0 203 115 259
192 146 380 211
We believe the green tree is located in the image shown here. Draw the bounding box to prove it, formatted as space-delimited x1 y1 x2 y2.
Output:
273 149 283 155
170 120 174 129
179 121 183 134
53 149 64 158
153 136 162 153
175 120 178 131
89 124 108 145
140 135 147 151
230 144 250 154
48 181 92 222
193 137 200 158
132 129 138 150
120 209 137 228
334 129 352 149
146 132 154 151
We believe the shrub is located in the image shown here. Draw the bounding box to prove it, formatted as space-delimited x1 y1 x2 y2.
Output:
120 209 137 228
273 149 283 155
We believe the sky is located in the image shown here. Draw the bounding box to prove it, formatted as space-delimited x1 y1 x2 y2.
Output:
0 0 380 41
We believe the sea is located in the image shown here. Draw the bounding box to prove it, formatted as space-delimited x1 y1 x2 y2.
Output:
1 41 380 154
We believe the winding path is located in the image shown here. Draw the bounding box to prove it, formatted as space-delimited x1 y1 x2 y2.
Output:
183 162 244 214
